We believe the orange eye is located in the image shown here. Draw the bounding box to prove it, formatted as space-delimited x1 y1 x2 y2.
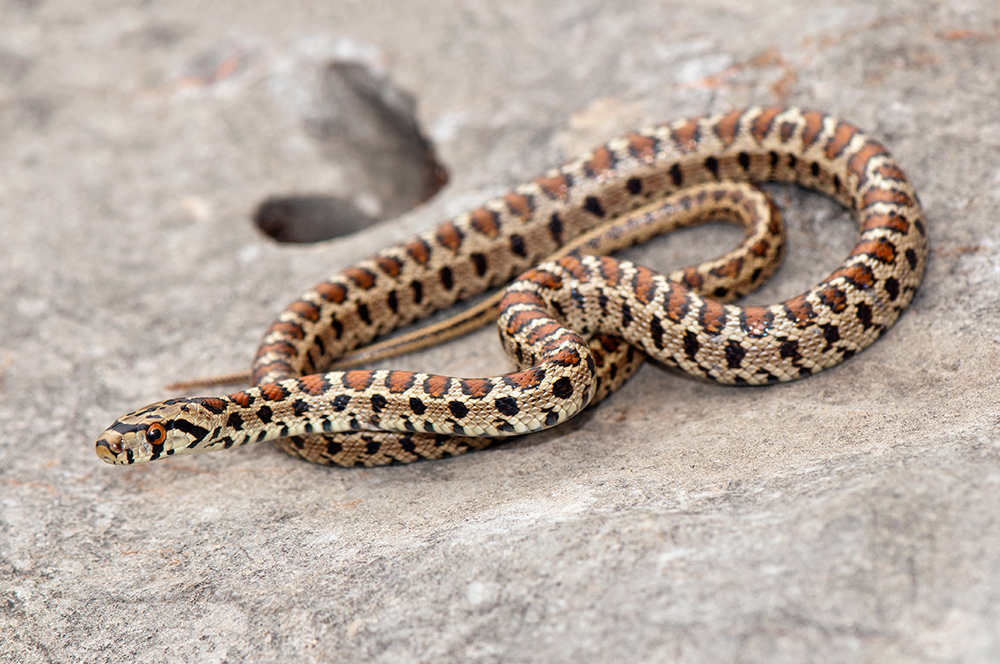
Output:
145 423 166 444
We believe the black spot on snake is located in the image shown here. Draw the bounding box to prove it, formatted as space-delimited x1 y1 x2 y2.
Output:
724 340 747 369
669 163 683 187
779 339 800 360
552 377 573 400
471 253 488 277
510 234 527 257
256 406 273 424
495 396 519 416
357 303 371 325
583 196 606 217
650 318 665 351
855 302 873 328
448 400 470 419
683 330 700 359
548 213 563 244
439 266 454 290
704 156 719 178
884 277 900 301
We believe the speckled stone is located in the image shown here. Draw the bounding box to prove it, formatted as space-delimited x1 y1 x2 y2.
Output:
3 1 1000 662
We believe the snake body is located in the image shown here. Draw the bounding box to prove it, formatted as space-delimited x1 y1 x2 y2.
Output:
96 107 928 467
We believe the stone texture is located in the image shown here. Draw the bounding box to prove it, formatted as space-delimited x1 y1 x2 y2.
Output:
3 1 1000 662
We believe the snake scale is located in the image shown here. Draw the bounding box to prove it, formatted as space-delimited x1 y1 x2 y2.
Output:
96 107 928 467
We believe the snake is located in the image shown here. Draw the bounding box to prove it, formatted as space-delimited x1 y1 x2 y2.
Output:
95 107 928 467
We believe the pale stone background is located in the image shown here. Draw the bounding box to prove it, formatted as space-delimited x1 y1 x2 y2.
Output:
3 1 1000 662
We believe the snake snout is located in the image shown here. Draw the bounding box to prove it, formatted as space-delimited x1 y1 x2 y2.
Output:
95 431 127 465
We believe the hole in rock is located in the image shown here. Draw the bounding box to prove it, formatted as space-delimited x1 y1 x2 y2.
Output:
257 60 448 243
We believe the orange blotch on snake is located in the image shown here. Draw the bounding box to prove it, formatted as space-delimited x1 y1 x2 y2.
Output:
625 133 658 162
698 298 727 335
385 371 417 394
851 239 897 263
503 193 535 220
534 174 572 201
460 378 494 398
299 374 330 396
740 307 775 338
800 111 826 148
342 370 375 391
315 282 347 304
712 109 743 146
436 222 464 252
584 146 616 178
345 267 377 290
422 375 452 398
260 384 290 401
824 122 858 160
290 301 321 322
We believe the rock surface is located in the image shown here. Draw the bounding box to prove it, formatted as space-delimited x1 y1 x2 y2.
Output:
3 1 1000 662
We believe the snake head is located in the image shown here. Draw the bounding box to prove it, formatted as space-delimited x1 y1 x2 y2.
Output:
95 398 221 465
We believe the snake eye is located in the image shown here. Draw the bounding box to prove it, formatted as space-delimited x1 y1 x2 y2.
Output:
145 422 166 444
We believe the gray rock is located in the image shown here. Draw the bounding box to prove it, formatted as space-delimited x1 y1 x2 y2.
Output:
3 0 1000 662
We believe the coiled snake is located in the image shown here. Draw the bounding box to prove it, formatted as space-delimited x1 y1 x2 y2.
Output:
96 107 928 467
